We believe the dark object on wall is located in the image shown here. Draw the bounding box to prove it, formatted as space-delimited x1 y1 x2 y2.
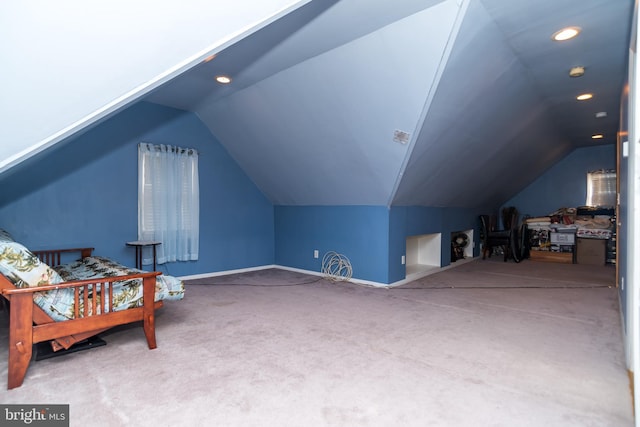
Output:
479 207 520 262
450 232 469 262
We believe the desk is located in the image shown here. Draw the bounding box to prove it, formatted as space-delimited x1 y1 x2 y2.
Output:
126 241 161 271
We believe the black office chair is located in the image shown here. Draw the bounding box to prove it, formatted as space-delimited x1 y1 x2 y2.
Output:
479 207 521 263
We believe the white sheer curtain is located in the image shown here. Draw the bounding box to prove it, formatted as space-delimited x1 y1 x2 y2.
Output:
586 169 616 207
138 143 199 264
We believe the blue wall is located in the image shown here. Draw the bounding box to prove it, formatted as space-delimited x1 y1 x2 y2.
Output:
0 102 275 277
503 145 616 218
2 100 576 285
274 206 390 283
274 205 482 285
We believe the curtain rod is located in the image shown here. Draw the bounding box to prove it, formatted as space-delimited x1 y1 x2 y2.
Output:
138 142 199 155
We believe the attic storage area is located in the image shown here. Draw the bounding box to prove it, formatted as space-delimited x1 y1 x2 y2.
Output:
521 169 617 266
524 206 616 266
0 0 636 425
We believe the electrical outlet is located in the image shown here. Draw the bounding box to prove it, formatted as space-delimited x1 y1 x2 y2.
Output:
401 255 405 265
314 250 319 259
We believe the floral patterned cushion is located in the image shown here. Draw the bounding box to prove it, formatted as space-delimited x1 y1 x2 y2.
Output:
0 239 63 289
55 256 184 302
0 232 184 322
47 256 185 321
33 287 77 321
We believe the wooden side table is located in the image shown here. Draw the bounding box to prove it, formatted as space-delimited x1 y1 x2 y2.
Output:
126 241 161 271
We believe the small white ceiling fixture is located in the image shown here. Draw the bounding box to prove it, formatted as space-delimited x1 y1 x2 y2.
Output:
591 134 604 139
595 111 608 118
393 130 410 145
576 93 593 101
215 75 232 84
569 66 585 77
552 26 581 41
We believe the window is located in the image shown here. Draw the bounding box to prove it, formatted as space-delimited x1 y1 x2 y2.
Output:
138 143 199 264
586 169 616 207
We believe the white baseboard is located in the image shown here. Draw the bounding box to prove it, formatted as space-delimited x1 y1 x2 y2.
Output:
178 264 276 281
387 256 478 288
619 290 632 370
179 258 477 288
275 265 388 288
179 263 387 287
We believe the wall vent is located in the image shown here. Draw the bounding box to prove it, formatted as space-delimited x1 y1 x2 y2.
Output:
393 130 410 145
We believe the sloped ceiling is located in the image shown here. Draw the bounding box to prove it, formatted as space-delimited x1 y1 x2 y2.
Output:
394 0 631 208
146 0 632 209
393 0 572 207
3 0 627 210
199 1 462 205
0 0 311 174
148 0 457 205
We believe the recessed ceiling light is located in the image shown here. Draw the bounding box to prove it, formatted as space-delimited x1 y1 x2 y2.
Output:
595 111 608 118
552 26 581 41
576 93 593 101
592 134 604 139
215 75 232 84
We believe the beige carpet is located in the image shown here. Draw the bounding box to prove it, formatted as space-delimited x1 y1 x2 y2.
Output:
399 257 617 289
0 259 633 426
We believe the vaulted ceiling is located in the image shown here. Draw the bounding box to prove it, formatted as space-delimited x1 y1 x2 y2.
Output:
2 0 632 210
146 0 632 208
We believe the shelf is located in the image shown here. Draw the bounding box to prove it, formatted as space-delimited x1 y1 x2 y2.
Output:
530 251 573 264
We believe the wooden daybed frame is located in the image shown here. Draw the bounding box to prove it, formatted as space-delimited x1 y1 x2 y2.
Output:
0 247 163 389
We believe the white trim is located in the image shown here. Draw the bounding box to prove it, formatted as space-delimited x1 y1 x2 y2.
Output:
628 3 640 423
272 264 326 278
179 257 478 288
275 264 389 288
387 256 477 288
619 291 629 365
178 264 276 281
